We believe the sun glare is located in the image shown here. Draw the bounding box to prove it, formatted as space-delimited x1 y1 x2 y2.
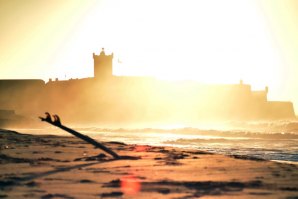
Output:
64 0 281 90
26 0 283 92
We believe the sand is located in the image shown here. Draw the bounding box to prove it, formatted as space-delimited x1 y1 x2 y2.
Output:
0 129 297 199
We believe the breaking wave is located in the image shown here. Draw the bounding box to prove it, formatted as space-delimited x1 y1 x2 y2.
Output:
14 119 298 163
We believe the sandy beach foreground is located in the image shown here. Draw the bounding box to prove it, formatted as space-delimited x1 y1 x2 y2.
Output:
0 129 297 199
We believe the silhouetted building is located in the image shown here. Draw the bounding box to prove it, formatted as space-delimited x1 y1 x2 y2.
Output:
93 48 113 79
0 48 296 125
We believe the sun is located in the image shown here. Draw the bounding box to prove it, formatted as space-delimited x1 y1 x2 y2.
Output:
55 0 282 91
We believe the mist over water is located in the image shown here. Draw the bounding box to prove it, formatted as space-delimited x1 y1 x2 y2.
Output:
16 119 298 163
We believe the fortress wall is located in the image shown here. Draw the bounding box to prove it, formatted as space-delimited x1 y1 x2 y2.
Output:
266 101 296 119
41 78 96 120
0 76 295 122
252 91 267 102
1 48 295 123
0 80 45 114
0 110 15 119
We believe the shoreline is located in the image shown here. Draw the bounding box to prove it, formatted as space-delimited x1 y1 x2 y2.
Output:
271 160 298 166
8 127 298 164
0 129 298 198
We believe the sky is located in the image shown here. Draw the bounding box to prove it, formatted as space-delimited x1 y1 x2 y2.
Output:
0 0 298 111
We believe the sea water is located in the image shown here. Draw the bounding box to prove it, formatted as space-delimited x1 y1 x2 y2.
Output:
15 120 298 163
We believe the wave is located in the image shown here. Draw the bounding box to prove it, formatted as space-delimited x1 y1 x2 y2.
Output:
73 118 298 133
13 123 298 162
75 126 298 140
164 137 298 162
225 120 298 133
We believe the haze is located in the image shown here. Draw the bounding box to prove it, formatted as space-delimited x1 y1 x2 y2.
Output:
0 0 298 111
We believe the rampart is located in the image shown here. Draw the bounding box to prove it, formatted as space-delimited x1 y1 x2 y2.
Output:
0 49 295 124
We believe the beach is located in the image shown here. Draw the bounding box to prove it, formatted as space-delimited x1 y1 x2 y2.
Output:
0 129 297 199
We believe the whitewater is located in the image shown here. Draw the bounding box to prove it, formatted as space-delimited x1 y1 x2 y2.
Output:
14 120 298 163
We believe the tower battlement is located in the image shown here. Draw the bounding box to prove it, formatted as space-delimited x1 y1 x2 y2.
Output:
93 48 113 79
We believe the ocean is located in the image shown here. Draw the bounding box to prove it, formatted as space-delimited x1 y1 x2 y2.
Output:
15 120 298 163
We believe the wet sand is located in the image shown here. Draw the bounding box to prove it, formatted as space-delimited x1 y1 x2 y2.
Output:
0 129 297 198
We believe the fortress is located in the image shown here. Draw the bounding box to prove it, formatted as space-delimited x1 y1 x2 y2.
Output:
0 48 296 125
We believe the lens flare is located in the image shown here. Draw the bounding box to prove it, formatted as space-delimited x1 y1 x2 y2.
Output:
120 175 141 195
134 145 151 152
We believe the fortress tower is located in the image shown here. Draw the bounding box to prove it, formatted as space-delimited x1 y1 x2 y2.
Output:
93 48 113 79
